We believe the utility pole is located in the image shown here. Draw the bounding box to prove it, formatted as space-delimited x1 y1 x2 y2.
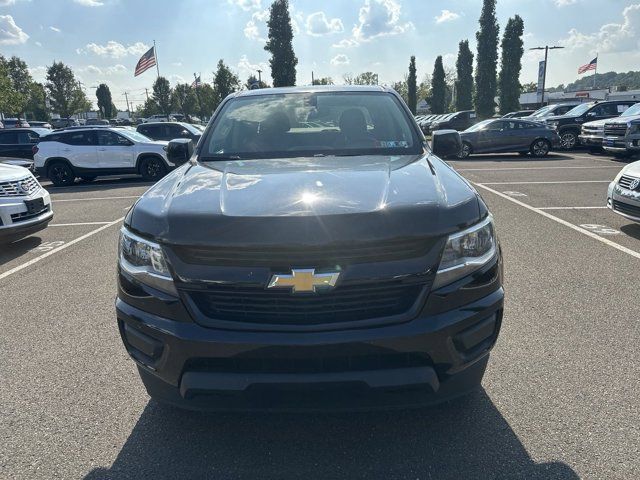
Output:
194 72 203 120
257 69 262 84
144 88 149 101
123 92 131 117
529 45 565 105
311 71 315 85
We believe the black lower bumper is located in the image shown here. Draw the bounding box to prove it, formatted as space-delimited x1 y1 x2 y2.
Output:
0 212 53 243
116 284 503 411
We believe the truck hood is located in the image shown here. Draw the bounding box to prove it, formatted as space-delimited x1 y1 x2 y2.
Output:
621 160 640 178
607 114 640 125
129 154 482 246
0 163 31 181
582 118 609 128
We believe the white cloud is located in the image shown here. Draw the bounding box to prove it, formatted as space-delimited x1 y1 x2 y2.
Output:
332 38 359 49
352 0 413 42
555 0 578 6
0 0 16 5
169 74 186 84
330 54 350 66
236 54 268 78
49 26 61 33
78 40 149 58
306 11 343 36
244 8 269 41
171 61 183 67
35 40 42 46
0 15 28 45
559 3 640 53
28 65 47 82
228 0 261 11
74 0 104 5
435 10 460 24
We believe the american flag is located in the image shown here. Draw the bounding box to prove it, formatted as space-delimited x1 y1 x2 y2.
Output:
578 57 597 74
191 75 201 88
134 46 156 77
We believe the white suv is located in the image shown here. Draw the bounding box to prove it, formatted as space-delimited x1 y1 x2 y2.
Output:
0 163 53 243
34 127 175 186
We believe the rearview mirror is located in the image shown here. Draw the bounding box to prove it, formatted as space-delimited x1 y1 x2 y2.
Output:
167 138 194 166
432 130 462 158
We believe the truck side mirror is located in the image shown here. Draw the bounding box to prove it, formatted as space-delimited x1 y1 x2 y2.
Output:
432 130 462 158
167 138 194 166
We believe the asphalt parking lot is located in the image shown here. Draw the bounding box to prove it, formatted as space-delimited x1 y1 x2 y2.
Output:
2 151 639 479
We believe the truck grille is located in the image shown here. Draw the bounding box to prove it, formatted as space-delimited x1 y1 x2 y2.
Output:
612 200 640 218
604 123 627 138
186 279 428 327
618 175 639 190
0 176 39 197
581 125 603 135
172 238 433 268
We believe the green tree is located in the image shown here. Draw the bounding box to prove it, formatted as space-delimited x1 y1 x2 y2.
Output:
5 56 32 115
407 56 417 114
246 75 269 89
0 59 22 115
312 77 333 85
392 77 408 104
455 40 474 111
521 82 537 93
152 76 172 116
172 83 198 120
45 61 90 117
95 83 113 119
264 0 298 87
198 83 218 118
25 82 49 120
498 15 525 114
343 72 379 85
213 59 241 105
474 0 500 117
431 56 446 114
418 74 431 103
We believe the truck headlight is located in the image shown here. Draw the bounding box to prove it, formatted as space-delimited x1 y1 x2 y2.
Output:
628 123 640 135
433 216 496 289
548 121 559 129
119 227 177 295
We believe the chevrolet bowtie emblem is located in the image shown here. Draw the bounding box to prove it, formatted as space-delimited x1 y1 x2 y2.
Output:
267 268 340 293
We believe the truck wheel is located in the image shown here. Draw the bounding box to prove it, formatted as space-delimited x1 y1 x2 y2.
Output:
458 142 472 159
140 157 167 181
559 131 578 150
47 161 75 187
530 139 551 157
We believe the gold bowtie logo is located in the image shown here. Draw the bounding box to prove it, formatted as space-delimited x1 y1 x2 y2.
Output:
267 268 340 293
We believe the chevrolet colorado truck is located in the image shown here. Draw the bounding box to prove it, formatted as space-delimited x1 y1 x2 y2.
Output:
602 103 640 159
116 86 504 411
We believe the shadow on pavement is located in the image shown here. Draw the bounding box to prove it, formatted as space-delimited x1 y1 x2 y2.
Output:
451 152 584 163
0 235 42 265
620 223 640 240
42 176 154 194
84 389 578 479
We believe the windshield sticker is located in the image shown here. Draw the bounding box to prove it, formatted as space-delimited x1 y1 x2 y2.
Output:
378 141 409 148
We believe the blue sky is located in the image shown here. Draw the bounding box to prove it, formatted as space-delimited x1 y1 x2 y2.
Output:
1 0 639 110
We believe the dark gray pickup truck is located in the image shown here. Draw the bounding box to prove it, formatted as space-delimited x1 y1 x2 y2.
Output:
115 86 504 411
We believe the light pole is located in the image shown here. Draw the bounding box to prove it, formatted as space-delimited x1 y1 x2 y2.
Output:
529 45 565 105
256 69 262 84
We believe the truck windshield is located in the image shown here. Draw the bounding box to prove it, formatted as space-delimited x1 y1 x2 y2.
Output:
564 103 592 116
621 103 640 117
200 91 422 160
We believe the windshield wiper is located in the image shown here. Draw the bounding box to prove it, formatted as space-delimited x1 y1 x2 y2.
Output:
199 155 242 161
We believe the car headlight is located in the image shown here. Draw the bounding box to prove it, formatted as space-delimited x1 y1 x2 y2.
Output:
548 121 559 129
119 227 177 295
433 215 497 289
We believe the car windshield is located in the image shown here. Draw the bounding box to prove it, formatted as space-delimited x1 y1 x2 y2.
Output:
201 91 422 160
119 129 152 143
564 103 592 116
465 120 493 132
621 103 640 117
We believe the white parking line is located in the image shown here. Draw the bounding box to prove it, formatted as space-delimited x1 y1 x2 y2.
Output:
475 183 640 260
480 180 611 185
52 195 140 202
0 217 124 282
48 221 112 227
537 206 608 210
457 166 622 171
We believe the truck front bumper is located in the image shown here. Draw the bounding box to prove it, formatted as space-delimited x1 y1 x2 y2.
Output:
0 189 53 243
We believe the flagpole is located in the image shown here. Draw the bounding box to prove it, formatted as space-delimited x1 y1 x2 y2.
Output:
154 39 160 78
593 53 598 89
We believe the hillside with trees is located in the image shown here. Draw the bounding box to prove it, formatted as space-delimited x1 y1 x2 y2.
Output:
556 71 640 92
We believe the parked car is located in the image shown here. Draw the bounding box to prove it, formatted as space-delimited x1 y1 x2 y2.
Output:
602 103 640 159
27 121 52 129
0 128 51 160
502 110 535 118
527 103 581 120
2 118 30 128
50 118 79 129
86 118 110 126
144 114 174 123
116 85 504 411
137 122 202 144
607 159 640 221
545 100 637 150
34 127 175 186
0 163 53 243
431 110 478 132
458 118 560 158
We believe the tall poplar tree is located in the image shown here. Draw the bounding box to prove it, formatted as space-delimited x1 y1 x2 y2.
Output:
498 15 525 114
407 56 417 114
431 56 446 114
474 0 499 117
264 0 298 87
455 40 474 111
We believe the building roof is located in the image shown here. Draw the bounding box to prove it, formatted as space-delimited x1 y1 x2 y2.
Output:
233 85 388 98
